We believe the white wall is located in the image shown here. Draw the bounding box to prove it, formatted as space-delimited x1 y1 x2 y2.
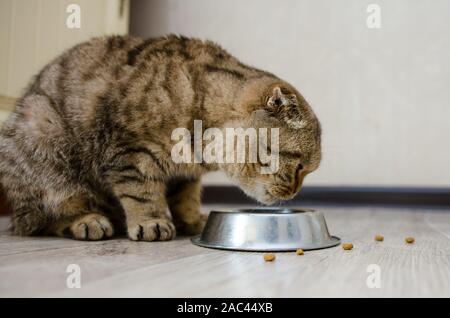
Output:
0 0 130 98
0 0 130 132
131 0 450 188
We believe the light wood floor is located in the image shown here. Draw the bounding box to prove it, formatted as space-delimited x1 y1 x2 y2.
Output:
1 205 449 297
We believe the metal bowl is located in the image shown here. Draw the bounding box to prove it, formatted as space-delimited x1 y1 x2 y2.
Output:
191 208 340 252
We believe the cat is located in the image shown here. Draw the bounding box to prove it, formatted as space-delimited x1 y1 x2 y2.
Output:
0 35 321 241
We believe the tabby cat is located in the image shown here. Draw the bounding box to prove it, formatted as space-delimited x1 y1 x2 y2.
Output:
0 35 321 241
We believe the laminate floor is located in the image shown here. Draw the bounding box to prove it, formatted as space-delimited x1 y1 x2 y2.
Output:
1 205 449 297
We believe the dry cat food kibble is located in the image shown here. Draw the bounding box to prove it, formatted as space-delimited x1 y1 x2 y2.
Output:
296 249 304 255
375 234 384 242
405 237 415 244
342 243 353 250
263 253 276 262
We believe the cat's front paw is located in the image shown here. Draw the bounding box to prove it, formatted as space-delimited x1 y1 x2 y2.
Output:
128 218 176 241
176 213 208 236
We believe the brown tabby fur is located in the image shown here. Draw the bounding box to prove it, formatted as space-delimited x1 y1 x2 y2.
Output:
0 35 321 241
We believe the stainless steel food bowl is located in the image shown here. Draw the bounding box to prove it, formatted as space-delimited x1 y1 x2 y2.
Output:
191 208 340 252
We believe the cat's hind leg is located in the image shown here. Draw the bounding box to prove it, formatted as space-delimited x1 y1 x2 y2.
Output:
0 90 116 240
6 188 114 241
46 193 115 241
7 185 117 240
1 163 52 236
53 213 114 240
9 193 50 236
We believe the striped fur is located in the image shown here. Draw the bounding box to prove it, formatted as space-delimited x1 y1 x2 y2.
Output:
0 35 321 241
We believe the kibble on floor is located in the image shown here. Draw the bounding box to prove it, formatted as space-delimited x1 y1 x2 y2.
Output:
405 237 415 244
296 249 304 255
342 243 353 250
375 234 384 242
263 253 276 262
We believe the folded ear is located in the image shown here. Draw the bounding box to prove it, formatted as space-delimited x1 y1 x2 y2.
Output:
267 87 288 108
265 86 306 129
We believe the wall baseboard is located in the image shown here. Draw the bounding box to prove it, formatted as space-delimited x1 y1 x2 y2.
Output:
202 186 450 207
2 185 449 216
